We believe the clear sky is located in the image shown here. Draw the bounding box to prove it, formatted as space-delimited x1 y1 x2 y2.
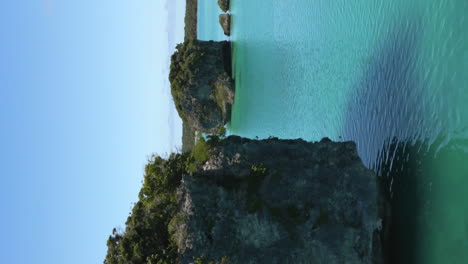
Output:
0 0 185 263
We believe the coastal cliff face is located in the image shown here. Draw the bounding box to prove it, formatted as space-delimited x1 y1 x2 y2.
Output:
170 40 234 134
174 136 384 264
219 14 231 36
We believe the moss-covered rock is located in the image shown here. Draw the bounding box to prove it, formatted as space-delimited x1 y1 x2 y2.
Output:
177 136 385 264
105 137 386 264
170 40 234 134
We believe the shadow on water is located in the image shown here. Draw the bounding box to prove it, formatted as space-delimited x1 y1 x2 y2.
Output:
342 15 432 264
222 41 233 75
376 139 435 264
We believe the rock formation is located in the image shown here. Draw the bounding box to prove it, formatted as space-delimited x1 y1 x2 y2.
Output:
219 14 231 36
170 40 234 134
218 0 230 12
174 136 385 264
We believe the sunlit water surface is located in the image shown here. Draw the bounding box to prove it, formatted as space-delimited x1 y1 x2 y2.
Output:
198 0 468 263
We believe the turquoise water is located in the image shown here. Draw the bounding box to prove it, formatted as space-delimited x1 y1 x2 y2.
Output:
197 0 228 41
199 0 468 263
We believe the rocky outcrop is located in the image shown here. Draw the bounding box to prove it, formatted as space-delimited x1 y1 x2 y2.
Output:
218 0 230 12
173 136 385 264
219 14 231 36
170 40 234 133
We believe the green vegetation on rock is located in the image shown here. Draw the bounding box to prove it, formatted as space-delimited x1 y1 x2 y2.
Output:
181 0 198 153
104 137 384 263
182 120 196 153
104 137 223 263
193 255 230 264
104 153 192 264
192 135 210 162
169 40 234 134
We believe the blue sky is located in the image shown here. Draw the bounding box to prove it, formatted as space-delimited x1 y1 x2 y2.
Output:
0 0 185 263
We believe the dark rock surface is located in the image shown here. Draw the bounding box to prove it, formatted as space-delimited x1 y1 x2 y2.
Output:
170 40 234 133
173 136 385 264
219 14 231 36
218 0 230 12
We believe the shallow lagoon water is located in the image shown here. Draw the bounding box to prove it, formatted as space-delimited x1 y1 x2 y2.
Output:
198 0 468 263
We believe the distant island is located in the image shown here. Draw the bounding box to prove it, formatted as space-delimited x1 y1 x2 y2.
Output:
181 0 198 152
184 0 198 41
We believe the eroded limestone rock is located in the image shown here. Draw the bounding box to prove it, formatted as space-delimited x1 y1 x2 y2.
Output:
218 0 230 12
170 40 234 133
219 14 231 36
175 136 385 264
